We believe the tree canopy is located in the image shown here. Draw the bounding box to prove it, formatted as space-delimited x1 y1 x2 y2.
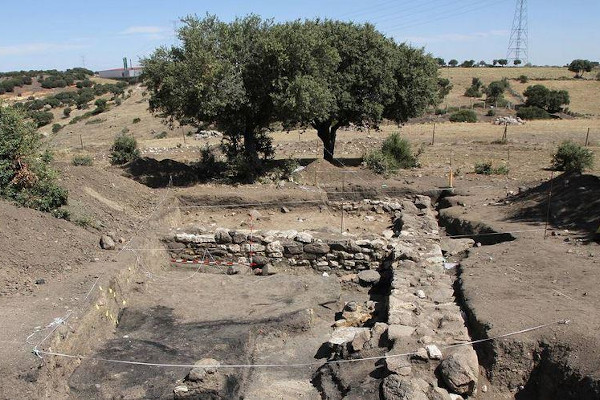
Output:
568 59 594 78
142 15 439 164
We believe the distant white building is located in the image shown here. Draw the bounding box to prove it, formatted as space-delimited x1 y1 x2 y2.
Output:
97 67 143 79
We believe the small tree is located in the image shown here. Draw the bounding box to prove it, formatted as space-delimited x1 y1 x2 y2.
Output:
465 77 483 97
568 59 593 78
485 80 508 104
523 84 550 108
63 107 72 118
437 78 453 101
94 98 108 113
498 59 508 67
436 57 446 67
448 59 458 67
546 90 570 113
460 60 475 68
552 141 593 173
514 59 522 66
110 134 140 165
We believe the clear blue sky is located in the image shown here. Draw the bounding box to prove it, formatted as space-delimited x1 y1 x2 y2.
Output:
0 0 598 72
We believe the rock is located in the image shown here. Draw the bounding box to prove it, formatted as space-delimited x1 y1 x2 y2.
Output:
426 344 443 360
35 278 46 285
100 235 115 250
283 242 303 255
416 290 426 299
214 228 232 244
231 231 247 244
294 232 313 243
173 385 189 398
414 195 431 210
226 265 240 275
358 270 381 285
329 327 370 346
387 324 416 341
438 350 479 395
303 242 330 254
280 206 290 213
250 255 269 266
440 238 475 257
382 374 429 400
187 358 221 382
266 241 284 254
351 329 371 351
248 209 262 220
386 355 412 376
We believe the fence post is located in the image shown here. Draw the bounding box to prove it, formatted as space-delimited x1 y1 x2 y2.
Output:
431 123 436 146
79 134 84 150
585 128 590 147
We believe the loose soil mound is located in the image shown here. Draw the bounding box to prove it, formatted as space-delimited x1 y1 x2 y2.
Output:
509 172 600 234
0 201 98 296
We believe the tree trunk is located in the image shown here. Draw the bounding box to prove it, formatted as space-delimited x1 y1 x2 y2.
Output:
316 123 339 163
242 130 258 162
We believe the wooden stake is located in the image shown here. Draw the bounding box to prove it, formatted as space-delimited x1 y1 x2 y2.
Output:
449 168 454 188
585 128 590 147
544 170 555 239
431 123 436 145
181 126 186 144
341 202 345 233
502 123 508 142
79 134 84 150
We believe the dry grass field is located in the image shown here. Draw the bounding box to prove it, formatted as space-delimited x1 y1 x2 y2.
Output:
440 66 600 115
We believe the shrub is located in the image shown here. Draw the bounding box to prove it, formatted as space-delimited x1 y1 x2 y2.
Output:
29 110 54 127
381 133 419 169
464 86 482 98
474 161 509 175
434 108 447 115
155 131 168 139
93 98 108 114
51 207 71 220
449 109 477 123
114 98 122 106
132 117 141 124
0 105 68 212
63 107 72 118
365 133 420 175
110 134 140 165
518 75 529 83
474 161 493 175
72 155 93 166
516 106 550 120
552 141 593 173
486 109 496 117
51 123 63 133
364 150 393 175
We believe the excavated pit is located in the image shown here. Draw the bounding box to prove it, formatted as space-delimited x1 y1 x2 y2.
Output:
46 194 484 399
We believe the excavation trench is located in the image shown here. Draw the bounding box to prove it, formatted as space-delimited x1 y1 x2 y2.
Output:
43 193 484 399
436 194 600 399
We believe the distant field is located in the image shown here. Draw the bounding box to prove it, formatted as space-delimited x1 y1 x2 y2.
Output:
440 67 600 115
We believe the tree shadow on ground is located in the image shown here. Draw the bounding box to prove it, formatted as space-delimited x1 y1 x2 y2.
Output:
506 172 600 239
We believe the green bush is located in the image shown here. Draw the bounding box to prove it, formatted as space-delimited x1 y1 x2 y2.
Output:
486 109 496 117
364 150 394 175
516 106 551 120
449 109 477 123
474 161 509 175
365 133 420 175
154 131 168 139
381 133 419 169
552 141 594 173
29 110 54 127
63 107 72 118
93 98 108 114
51 207 71 220
132 117 141 124
464 86 482 98
0 105 68 212
110 134 140 165
72 155 93 166
51 123 63 133
518 75 529 83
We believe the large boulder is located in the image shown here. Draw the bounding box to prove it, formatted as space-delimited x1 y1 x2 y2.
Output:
440 238 475 257
214 228 232 244
438 350 479 395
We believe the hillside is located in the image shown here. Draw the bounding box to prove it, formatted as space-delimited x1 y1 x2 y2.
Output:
440 66 600 115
